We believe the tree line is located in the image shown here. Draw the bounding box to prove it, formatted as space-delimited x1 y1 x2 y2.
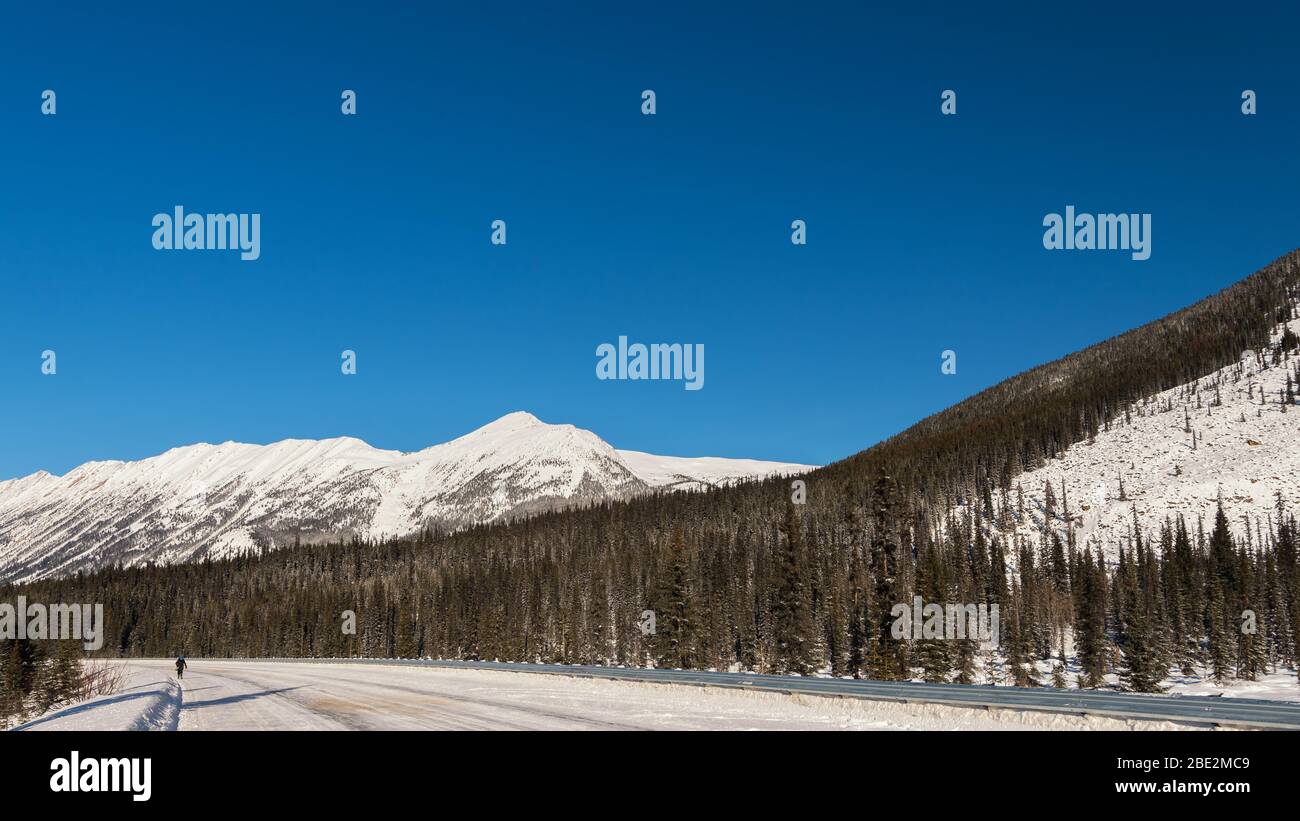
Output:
3 482 1297 695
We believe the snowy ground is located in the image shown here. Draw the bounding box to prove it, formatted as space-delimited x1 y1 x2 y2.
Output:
11 660 1209 731
14 666 180 731
956 316 1300 558
1162 669 1300 702
1003 654 1300 703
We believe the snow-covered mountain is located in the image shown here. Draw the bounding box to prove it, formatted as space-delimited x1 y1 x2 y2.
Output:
0 412 813 583
955 315 1300 560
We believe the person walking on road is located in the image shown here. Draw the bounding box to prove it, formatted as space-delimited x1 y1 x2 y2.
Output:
175 655 187 680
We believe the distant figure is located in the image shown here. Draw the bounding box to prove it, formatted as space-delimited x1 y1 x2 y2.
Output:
175 655 187 680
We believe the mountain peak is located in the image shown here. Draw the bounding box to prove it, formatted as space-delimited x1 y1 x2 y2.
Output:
475 411 545 434
0 411 813 583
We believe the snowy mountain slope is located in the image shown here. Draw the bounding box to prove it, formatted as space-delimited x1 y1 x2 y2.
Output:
0 411 813 583
614 449 810 490
957 316 1300 559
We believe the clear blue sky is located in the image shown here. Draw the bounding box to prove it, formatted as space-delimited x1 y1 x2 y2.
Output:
3 2 1299 478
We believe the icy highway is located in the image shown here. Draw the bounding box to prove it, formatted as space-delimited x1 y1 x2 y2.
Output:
14 659 1299 731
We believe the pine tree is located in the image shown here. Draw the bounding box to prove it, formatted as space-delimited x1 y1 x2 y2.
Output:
1074 549 1108 688
772 503 814 675
825 564 851 677
846 527 871 679
37 641 84 711
1 640 36 723
1207 579 1233 684
915 543 952 683
654 528 697 669
867 473 906 680
1119 593 1165 692
395 600 419 659
1051 662 1067 689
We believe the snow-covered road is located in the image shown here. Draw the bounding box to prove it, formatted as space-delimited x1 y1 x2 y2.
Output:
15 660 1207 731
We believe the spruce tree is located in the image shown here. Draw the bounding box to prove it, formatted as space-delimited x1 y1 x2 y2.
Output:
772 503 815 675
654 528 697 669
867 472 906 680
915 543 952 683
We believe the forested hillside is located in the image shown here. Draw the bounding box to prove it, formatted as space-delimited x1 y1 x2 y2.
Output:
4 251 1300 698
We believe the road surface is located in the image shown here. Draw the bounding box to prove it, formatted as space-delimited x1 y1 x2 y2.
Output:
15 659 1298 730
401 659 1300 729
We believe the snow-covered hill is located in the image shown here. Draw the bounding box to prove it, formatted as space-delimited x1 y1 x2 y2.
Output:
958 316 1300 559
0 412 813 583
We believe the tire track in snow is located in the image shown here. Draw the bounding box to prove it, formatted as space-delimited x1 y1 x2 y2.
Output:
127 678 181 731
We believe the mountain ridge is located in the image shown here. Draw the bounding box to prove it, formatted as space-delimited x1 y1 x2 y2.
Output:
0 411 813 583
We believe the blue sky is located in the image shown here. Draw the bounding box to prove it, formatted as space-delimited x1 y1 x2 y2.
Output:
2 2 1299 478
